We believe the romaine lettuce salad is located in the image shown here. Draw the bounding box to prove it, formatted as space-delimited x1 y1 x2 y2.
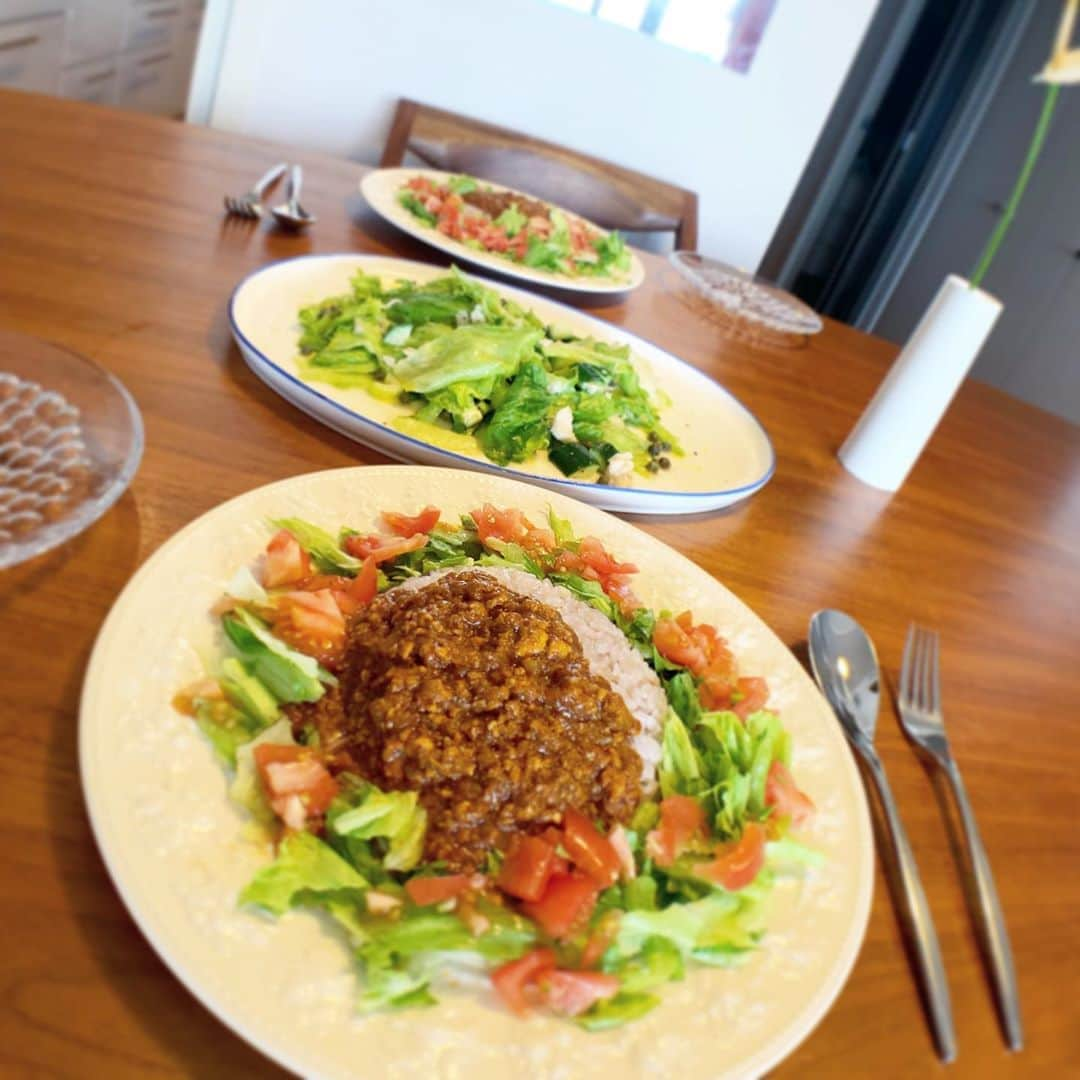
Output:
296 268 680 483
397 173 632 280
174 504 819 1029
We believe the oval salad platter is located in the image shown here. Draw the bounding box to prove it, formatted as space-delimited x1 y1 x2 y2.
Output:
80 465 873 1080
361 166 646 295
229 254 774 516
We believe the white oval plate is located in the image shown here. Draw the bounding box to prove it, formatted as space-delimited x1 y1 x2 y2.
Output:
81 465 873 1080
361 166 646 294
229 254 775 516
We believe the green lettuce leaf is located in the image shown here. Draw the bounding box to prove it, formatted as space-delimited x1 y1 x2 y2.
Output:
389 324 541 393
271 517 361 574
239 832 369 916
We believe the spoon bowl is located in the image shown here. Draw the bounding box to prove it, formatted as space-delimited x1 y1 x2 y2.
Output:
808 609 882 743
271 164 316 230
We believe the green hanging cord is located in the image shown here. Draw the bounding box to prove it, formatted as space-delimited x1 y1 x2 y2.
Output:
970 83 1061 289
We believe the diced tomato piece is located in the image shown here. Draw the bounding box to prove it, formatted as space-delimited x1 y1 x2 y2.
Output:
699 670 735 710
381 506 441 537
253 743 302 782
342 532 426 564
491 947 557 1016
295 556 377 617
698 822 766 891
348 555 378 606
497 834 558 902
765 761 815 829
471 504 528 545
578 536 637 577
541 970 620 1017
272 588 346 666
603 573 642 615
733 676 770 719
520 872 599 940
253 744 339 821
263 529 312 588
562 809 620 889
645 794 706 867
653 617 708 674
405 176 437 196
405 874 473 907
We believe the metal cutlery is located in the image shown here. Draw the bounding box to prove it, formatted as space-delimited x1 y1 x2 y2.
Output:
270 164 316 230
898 624 1023 1051
809 609 957 1064
223 162 288 220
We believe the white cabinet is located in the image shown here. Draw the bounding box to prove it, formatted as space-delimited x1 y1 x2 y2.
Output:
124 0 184 54
0 12 66 94
60 55 118 104
8 0 208 116
116 41 178 113
63 0 127 65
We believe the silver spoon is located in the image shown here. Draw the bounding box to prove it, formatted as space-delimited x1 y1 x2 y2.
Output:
808 609 957 1064
271 164 316 230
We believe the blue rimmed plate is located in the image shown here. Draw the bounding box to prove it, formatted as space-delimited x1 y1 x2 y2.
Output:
228 255 774 515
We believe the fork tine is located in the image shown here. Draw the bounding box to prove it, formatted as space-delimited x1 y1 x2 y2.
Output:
899 622 916 709
916 625 931 713
928 629 941 714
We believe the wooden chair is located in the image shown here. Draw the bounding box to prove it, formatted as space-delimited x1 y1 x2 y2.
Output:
380 99 699 251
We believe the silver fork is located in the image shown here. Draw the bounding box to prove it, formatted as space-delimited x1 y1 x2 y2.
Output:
223 162 288 219
898 624 1023 1052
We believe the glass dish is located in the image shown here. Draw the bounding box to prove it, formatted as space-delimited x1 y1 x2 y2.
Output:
0 331 143 569
668 251 823 347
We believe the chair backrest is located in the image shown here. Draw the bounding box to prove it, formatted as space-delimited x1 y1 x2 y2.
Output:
380 99 698 251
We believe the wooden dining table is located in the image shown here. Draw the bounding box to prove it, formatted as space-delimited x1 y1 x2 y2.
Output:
1 88 1078 1078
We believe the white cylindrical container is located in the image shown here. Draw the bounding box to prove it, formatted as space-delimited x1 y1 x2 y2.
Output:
839 275 1002 492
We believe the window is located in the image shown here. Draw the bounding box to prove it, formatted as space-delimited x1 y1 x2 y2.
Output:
546 0 778 73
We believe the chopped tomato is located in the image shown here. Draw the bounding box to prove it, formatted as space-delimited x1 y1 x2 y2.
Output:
405 874 473 907
578 536 637 578
263 529 312 588
381 506 441 537
521 872 599 940
645 794 706 867
733 676 770 719
343 532 426 564
405 176 437 196
272 588 346 666
347 555 378 609
491 947 556 1016
698 822 766 891
765 761 815 829
653 617 708 674
497 834 558 902
471 504 555 555
253 744 339 824
541 970 620 1017
699 671 736 710
562 808 620 889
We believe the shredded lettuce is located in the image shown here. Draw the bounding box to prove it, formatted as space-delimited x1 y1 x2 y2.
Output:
272 517 360 574
293 267 669 478
240 832 369 916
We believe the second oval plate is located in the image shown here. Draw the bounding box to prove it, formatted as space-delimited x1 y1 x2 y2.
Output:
229 254 775 515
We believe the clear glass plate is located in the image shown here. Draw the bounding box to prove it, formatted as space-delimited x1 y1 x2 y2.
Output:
668 251 823 346
0 331 143 569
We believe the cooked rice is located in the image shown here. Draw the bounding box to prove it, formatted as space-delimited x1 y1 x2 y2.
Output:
396 566 666 788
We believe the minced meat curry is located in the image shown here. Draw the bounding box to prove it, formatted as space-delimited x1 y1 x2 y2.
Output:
288 572 642 870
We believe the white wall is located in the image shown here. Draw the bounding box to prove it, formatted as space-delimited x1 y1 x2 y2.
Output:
194 0 878 269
